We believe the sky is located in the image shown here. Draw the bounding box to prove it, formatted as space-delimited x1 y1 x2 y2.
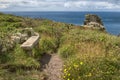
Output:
0 0 120 11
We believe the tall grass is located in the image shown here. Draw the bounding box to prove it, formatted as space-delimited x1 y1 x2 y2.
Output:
59 29 120 80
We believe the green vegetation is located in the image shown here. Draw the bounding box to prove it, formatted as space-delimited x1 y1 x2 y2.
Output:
0 12 120 80
62 29 120 80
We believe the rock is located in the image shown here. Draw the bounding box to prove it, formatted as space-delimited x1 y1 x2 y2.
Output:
84 14 103 25
1 47 7 53
20 28 37 43
23 28 36 37
20 34 29 43
0 39 15 54
118 33 120 37
9 28 39 51
11 36 21 43
28 28 36 36
34 32 40 36
1 28 38 54
16 32 22 37
83 14 105 30
10 28 36 44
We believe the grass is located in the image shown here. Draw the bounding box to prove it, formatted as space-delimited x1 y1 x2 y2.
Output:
60 29 120 80
58 44 76 58
0 69 46 80
0 12 120 80
0 12 74 80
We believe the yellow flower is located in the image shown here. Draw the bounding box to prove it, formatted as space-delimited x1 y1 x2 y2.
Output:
67 78 70 80
68 73 71 76
88 73 92 77
85 73 92 77
80 62 83 65
69 67 71 70
64 69 67 72
74 64 79 68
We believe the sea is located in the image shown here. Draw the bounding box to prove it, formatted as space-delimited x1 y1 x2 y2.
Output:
3 11 120 35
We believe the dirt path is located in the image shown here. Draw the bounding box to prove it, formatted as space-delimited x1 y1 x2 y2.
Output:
40 53 63 80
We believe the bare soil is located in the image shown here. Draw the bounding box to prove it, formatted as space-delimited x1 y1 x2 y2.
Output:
40 53 63 80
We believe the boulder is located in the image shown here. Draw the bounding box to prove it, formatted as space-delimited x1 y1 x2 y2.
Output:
0 39 15 54
10 28 36 44
1 28 37 54
20 34 29 43
11 36 21 43
23 28 36 37
83 14 105 30
118 33 120 37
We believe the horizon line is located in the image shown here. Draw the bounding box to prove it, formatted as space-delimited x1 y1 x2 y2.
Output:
1 10 120 12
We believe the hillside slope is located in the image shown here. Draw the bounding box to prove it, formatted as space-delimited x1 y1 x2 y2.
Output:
0 12 120 80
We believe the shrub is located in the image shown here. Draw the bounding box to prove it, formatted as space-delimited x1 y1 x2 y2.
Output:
32 47 42 60
0 53 10 64
8 22 22 28
58 44 76 58
8 45 40 69
63 56 120 80
39 37 56 54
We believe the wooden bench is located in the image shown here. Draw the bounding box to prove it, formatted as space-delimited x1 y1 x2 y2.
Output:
21 33 40 50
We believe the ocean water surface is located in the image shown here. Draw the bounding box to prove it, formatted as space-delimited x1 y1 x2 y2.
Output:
4 12 120 35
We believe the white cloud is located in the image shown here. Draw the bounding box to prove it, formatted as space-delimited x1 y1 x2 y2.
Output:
0 4 9 8
64 1 120 10
0 0 64 8
0 0 120 11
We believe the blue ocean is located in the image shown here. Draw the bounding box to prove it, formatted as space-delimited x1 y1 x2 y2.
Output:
4 12 120 35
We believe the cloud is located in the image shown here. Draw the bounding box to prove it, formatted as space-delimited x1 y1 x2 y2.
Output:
0 0 64 8
0 4 9 8
64 1 120 10
0 0 120 11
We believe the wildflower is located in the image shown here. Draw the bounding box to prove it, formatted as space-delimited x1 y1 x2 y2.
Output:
67 78 70 80
68 73 71 76
68 67 71 70
74 64 79 68
80 62 83 65
64 69 67 72
85 73 92 77
88 73 92 77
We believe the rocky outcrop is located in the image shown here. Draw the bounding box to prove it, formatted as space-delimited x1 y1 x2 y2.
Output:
83 14 105 30
0 28 38 54
118 33 120 37
11 28 36 44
